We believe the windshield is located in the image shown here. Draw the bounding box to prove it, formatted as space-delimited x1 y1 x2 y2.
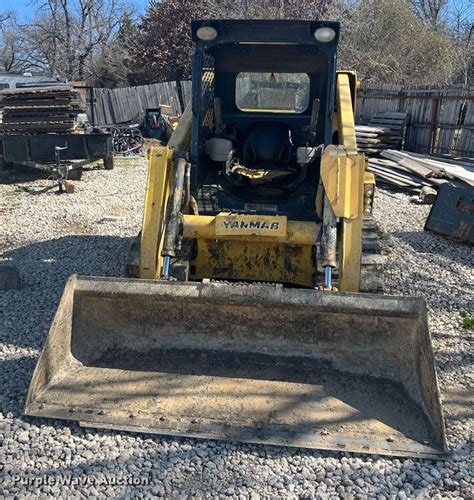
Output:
236 72 310 113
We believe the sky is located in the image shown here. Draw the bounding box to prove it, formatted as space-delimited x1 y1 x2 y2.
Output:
2 0 473 22
1 0 147 19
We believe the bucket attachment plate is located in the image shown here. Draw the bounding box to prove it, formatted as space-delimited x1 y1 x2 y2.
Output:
25 276 447 458
425 183 473 243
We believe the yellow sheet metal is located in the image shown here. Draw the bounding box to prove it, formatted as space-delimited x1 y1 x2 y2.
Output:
336 73 358 156
168 102 192 152
139 146 172 279
215 213 288 237
138 101 192 278
182 215 319 246
190 239 315 287
320 145 360 220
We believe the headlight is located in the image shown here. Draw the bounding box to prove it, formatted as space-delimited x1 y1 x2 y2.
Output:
196 26 218 41
314 27 336 43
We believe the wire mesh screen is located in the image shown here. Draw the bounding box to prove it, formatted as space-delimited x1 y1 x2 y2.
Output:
200 53 215 131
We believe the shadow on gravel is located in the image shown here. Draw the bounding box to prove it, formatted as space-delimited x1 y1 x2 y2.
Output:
0 168 48 185
0 356 37 418
2 235 135 420
0 169 64 195
3 234 133 279
0 164 103 185
2 235 134 348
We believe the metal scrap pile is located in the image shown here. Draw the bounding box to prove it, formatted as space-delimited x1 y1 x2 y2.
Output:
0 85 83 134
368 149 474 194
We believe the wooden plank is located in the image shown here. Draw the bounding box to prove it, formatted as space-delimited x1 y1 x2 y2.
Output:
457 99 473 157
368 165 426 187
181 81 192 107
382 150 445 175
381 149 474 186
0 122 73 131
2 114 70 123
0 85 73 95
435 92 463 155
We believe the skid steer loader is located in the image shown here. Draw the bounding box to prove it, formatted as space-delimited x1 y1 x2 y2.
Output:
25 20 447 458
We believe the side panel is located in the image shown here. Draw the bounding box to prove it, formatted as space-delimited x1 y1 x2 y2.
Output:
320 145 361 220
190 240 315 287
1 133 113 162
425 184 473 243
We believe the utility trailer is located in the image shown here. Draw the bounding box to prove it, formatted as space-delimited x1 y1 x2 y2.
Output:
0 132 114 171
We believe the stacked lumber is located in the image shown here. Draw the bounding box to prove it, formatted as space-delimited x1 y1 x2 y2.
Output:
356 125 395 155
356 112 408 155
368 149 474 194
0 86 83 134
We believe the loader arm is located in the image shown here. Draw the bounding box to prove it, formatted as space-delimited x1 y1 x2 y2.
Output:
320 72 366 291
139 103 192 279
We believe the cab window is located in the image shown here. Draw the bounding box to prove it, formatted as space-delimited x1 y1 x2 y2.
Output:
236 72 310 113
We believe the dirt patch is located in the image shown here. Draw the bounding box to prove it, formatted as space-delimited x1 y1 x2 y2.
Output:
62 221 91 234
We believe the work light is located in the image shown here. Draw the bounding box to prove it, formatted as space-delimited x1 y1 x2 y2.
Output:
314 27 336 43
196 26 218 41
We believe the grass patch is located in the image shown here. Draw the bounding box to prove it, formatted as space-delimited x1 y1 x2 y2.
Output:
460 311 474 330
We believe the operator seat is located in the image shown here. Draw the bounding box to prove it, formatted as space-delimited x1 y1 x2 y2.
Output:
243 121 293 169
230 121 294 183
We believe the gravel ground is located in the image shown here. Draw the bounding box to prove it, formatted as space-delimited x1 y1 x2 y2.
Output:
1 158 472 498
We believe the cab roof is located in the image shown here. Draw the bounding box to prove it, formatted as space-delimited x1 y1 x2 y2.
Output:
191 19 340 48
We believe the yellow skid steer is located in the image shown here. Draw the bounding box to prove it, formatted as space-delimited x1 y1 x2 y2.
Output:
25 20 447 458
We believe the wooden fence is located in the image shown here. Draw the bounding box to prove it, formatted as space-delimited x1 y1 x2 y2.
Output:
357 84 473 157
90 81 473 157
91 81 185 125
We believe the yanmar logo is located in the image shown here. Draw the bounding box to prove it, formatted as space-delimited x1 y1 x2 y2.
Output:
222 220 280 230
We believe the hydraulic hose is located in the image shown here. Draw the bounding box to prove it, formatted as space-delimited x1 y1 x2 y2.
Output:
161 157 187 278
321 194 338 288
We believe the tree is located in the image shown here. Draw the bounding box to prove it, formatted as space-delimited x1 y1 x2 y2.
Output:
210 0 334 19
335 0 457 85
0 12 32 73
2 0 470 88
447 0 473 86
128 0 212 85
88 11 138 87
0 1 130 81
410 0 448 31
0 12 18 72
32 0 128 80
128 0 337 85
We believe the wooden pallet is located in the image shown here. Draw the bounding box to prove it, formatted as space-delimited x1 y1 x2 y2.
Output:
0 85 83 135
356 112 409 156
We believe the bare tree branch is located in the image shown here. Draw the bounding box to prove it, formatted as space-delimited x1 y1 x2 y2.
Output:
410 0 449 31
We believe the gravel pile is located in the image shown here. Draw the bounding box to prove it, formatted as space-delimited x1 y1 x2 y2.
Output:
1 160 472 498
